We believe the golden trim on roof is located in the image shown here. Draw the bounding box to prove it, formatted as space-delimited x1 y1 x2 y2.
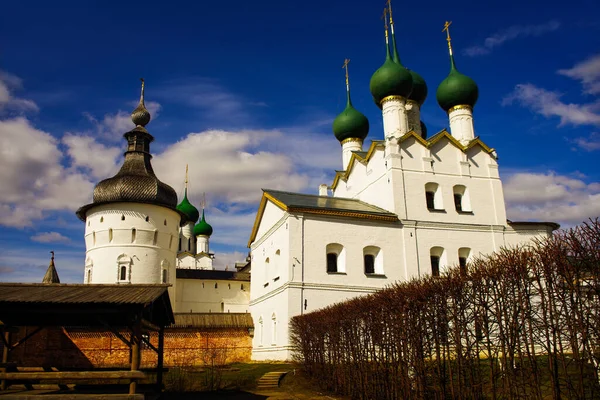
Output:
330 130 496 190
380 95 405 105
447 104 473 114
288 207 398 222
341 137 363 145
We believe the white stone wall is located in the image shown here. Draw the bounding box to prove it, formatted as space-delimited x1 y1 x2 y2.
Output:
449 106 475 144
179 221 196 254
381 97 408 139
341 139 363 171
405 100 421 136
83 202 180 305
175 278 250 313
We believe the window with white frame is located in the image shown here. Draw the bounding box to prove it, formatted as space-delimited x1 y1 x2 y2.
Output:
425 182 444 211
453 185 472 213
363 246 383 275
326 243 345 273
430 247 446 277
117 254 132 283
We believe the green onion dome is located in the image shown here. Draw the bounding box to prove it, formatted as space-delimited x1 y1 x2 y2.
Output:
370 38 413 107
333 92 369 142
408 69 428 106
436 56 478 112
193 210 213 237
176 188 199 223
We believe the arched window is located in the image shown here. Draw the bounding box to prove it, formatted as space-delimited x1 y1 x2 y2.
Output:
153 230 158 246
87 269 91 283
131 228 136 243
453 185 472 213
161 260 169 283
92 231 96 246
121 215 125 221
108 228 113 243
100 216 104 223
145 215 150 222
458 247 471 276
425 182 444 211
363 246 383 275
326 243 345 273
430 247 446 277
85 258 93 283
164 219 167 226
117 254 132 283
215 282 218 289
271 313 277 345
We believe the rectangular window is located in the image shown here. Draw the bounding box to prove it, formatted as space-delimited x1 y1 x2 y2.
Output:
454 194 463 212
326 253 338 273
364 254 375 274
430 256 440 277
426 191 435 210
120 265 127 281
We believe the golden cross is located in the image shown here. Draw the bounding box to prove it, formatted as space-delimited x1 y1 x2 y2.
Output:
185 164 189 187
342 58 350 86
386 0 394 25
202 192 206 209
139 78 145 104
381 8 388 33
443 21 452 46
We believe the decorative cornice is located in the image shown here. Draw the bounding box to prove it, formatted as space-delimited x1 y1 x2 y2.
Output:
331 140 385 190
380 95 405 106
341 137 363 146
447 104 473 114
287 207 398 222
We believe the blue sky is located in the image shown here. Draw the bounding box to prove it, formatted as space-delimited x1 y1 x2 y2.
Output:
1 0 599 283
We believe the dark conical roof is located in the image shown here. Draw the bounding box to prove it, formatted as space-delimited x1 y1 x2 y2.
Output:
76 80 180 221
42 252 60 284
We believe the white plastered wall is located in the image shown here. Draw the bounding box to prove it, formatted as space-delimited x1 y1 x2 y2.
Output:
175 278 250 313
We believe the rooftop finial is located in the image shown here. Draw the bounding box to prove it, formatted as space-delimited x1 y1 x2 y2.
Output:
131 78 151 128
202 192 206 210
382 8 391 60
185 164 189 188
50 250 54 262
442 21 457 70
387 0 401 64
342 58 352 106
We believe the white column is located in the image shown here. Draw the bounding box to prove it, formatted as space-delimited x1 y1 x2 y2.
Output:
197 235 209 254
448 105 475 144
179 221 195 253
405 100 422 136
341 138 363 170
381 96 409 140
318 184 329 196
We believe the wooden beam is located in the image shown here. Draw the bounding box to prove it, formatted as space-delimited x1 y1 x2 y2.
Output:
9 327 43 350
156 326 165 392
129 318 142 395
0 370 145 380
141 334 158 354
1 331 9 390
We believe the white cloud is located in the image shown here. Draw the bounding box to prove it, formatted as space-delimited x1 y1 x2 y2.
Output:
572 132 600 151
502 83 600 126
558 54 600 95
0 118 94 227
62 134 121 179
153 129 311 205
464 21 560 56
83 100 161 141
0 246 84 283
0 70 38 113
31 231 71 243
504 172 600 226
213 251 248 271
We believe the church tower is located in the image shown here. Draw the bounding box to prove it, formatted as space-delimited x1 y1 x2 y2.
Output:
436 21 479 144
369 5 413 140
194 205 214 270
332 59 369 170
77 80 183 293
176 165 200 255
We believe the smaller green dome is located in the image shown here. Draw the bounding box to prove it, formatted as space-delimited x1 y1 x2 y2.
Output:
436 57 478 112
370 41 413 106
193 210 213 237
176 189 199 223
408 70 428 106
333 93 369 142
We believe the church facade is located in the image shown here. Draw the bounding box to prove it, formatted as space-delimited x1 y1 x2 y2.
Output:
246 15 557 360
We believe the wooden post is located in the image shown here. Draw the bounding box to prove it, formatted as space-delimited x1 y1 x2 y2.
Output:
156 326 165 392
129 322 141 395
1 331 10 390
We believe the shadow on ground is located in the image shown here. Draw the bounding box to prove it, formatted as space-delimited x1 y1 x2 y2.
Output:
161 392 267 399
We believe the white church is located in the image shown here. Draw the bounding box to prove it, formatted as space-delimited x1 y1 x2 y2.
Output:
246 17 558 360
73 14 556 361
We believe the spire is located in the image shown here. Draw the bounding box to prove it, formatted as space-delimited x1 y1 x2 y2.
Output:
382 8 391 61
343 58 352 107
387 0 401 64
184 164 189 197
42 251 60 284
443 21 457 70
131 78 151 129
176 164 200 223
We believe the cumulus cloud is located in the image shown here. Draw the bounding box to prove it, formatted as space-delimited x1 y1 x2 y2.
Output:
213 251 249 271
0 70 38 113
502 83 600 126
62 134 121 179
31 231 71 243
558 54 600 95
504 172 600 226
464 20 560 56
0 118 94 227
83 101 161 141
153 129 311 205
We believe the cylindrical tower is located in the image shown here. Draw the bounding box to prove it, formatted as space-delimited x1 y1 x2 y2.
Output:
436 22 479 144
77 80 185 290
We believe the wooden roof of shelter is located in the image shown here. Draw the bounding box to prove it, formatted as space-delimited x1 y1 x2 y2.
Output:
171 313 253 329
0 283 174 328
